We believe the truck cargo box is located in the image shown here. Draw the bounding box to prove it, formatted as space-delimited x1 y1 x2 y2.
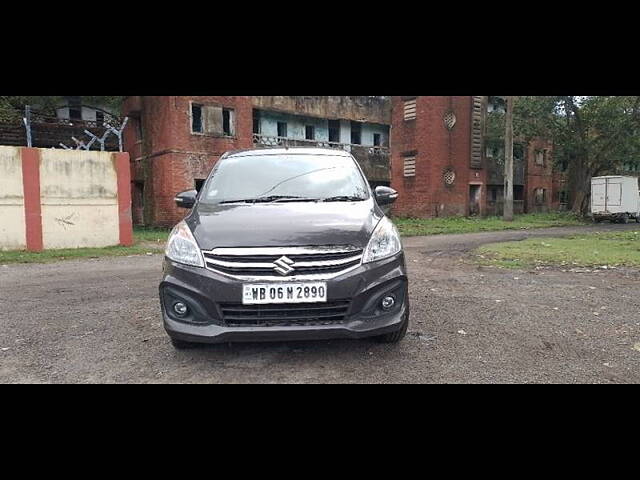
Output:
591 176 640 223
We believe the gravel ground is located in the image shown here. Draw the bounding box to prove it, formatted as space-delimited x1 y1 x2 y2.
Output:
1 224 639 383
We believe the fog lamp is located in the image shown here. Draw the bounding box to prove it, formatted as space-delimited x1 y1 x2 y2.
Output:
173 302 188 316
381 296 396 310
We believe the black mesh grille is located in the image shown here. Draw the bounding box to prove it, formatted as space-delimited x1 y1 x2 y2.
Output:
207 259 361 276
220 300 351 327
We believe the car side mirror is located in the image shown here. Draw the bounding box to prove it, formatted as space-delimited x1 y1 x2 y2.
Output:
374 186 399 206
175 189 197 209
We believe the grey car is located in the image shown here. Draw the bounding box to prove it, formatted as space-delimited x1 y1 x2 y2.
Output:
160 148 409 349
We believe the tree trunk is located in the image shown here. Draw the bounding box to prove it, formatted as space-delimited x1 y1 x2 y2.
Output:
503 96 514 221
568 156 591 216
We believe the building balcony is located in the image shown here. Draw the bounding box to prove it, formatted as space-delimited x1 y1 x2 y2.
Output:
252 134 390 183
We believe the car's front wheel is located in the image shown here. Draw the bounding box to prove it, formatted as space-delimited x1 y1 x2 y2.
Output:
374 316 409 344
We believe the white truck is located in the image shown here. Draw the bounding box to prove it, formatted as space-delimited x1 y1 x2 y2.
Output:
591 176 640 223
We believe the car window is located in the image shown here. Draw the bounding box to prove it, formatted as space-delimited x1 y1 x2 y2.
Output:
200 154 369 203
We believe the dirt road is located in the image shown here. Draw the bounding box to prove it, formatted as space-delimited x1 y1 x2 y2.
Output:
1 224 639 383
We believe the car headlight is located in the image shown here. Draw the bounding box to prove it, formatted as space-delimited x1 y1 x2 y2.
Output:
363 217 402 264
165 220 204 267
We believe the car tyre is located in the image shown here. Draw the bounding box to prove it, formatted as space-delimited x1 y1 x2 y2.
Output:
374 315 409 344
170 338 198 350
619 215 629 224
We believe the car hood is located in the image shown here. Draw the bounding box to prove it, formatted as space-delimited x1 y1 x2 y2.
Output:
187 200 383 250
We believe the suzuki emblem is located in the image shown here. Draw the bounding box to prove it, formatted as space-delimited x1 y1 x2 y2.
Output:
273 256 295 276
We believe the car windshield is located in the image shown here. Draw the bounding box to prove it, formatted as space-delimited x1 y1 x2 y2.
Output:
200 153 370 204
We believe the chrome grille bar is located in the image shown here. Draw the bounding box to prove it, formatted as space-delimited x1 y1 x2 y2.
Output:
201 246 363 281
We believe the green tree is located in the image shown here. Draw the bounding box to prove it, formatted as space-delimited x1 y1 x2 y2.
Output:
513 96 640 214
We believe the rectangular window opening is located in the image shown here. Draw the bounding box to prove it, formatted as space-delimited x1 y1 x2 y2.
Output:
328 120 340 143
305 125 315 140
277 122 288 138
514 185 524 201
253 110 261 134
136 117 143 140
373 133 381 146
351 121 362 145
68 96 82 121
191 104 203 133
222 108 234 136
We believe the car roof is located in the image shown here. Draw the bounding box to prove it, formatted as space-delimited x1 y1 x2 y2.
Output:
224 147 353 158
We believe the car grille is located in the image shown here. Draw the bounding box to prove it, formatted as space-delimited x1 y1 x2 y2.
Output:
220 300 351 327
202 246 363 280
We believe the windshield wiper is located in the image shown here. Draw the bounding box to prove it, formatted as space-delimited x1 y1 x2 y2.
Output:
321 195 366 202
219 195 319 204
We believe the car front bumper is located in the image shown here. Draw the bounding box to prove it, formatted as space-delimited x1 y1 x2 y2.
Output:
160 252 409 344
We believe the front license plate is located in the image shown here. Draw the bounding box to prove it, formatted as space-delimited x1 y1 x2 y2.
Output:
242 282 327 305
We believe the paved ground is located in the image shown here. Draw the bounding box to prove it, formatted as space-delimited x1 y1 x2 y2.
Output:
1 223 639 383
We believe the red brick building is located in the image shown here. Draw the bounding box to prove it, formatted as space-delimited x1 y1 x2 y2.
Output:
390 96 561 218
123 96 254 226
122 95 564 227
122 96 391 226
390 96 478 217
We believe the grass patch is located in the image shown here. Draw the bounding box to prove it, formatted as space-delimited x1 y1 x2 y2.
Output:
0 245 164 265
133 226 171 243
393 212 586 237
475 230 640 269
0 226 170 265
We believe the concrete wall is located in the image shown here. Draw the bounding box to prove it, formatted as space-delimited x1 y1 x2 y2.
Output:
0 146 26 250
39 150 120 249
0 147 132 251
252 96 391 125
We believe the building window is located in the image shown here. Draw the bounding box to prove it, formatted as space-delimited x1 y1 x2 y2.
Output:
351 121 362 145
191 104 203 133
95 111 104 126
253 110 261 134
136 117 144 141
222 108 234 136
514 185 524 201
535 150 545 166
305 125 315 140
559 190 569 205
535 188 546 205
328 120 340 143
277 122 288 138
68 96 82 121
191 103 235 136
489 186 503 202
373 133 381 147
404 99 417 121
403 156 416 177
